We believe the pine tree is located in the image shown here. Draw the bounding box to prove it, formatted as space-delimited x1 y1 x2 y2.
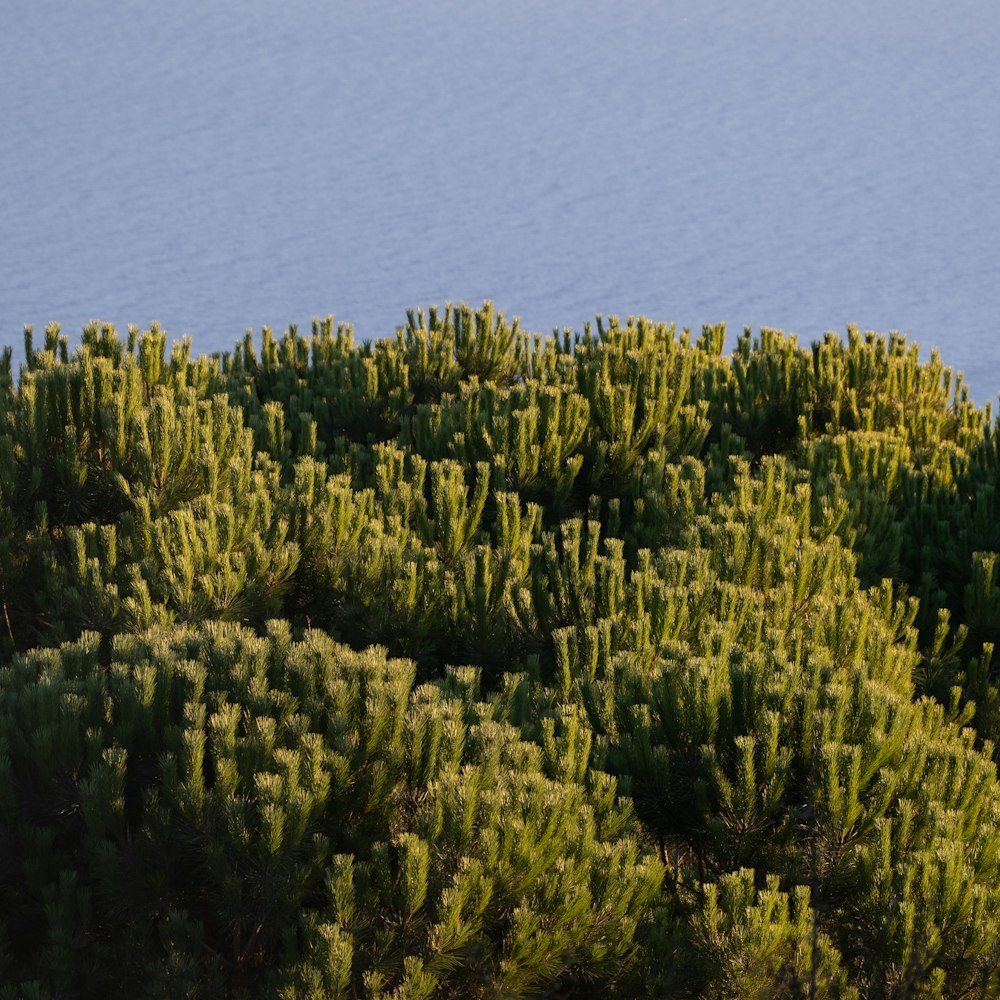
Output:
3 307 1000 997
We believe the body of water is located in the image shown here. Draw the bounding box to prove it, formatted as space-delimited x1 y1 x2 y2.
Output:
3 0 999 401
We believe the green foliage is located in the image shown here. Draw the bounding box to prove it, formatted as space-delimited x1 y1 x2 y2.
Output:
0 625 658 996
3 305 1000 997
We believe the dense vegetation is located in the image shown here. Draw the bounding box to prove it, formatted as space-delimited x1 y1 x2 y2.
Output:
2 304 1000 998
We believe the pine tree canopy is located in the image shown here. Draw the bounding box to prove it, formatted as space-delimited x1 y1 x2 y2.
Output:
1 307 1000 997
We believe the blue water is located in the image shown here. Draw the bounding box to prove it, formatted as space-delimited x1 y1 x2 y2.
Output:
3 0 1000 401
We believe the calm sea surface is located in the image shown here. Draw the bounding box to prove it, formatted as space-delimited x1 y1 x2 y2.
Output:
3 0 999 401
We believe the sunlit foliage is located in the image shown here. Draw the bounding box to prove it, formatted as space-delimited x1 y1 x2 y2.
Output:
1 306 998 997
